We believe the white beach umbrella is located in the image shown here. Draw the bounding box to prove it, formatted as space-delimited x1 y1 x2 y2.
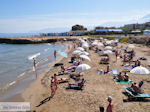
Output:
72 50 81 55
114 39 119 43
104 46 113 50
103 50 113 54
80 55 91 61
92 41 98 46
129 44 135 48
79 51 89 56
76 47 84 51
100 37 103 40
80 39 86 43
82 43 89 48
97 42 104 47
130 66 150 75
75 64 91 72
106 41 112 44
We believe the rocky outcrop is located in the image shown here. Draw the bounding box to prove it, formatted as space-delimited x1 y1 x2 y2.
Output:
127 37 150 45
0 37 77 44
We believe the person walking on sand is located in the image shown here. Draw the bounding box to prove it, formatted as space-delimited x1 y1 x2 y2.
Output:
50 76 55 97
54 74 58 91
54 50 57 60
33 58 38 79
115 50 118 61
106 96 114 112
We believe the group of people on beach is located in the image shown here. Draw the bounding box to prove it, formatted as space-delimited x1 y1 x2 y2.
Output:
38 37 149 112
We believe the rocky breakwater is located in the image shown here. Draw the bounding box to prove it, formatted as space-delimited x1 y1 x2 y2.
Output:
127 36 150 46
0 36 77 44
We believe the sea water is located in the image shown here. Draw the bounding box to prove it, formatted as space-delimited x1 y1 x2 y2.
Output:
0 43 68 101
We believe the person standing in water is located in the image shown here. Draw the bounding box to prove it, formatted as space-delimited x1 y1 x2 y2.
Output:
54 50 57 60
33 58 38 79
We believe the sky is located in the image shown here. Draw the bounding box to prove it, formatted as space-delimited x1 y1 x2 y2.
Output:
0 0 150 33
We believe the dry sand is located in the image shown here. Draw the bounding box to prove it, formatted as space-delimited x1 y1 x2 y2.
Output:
21 41 150 112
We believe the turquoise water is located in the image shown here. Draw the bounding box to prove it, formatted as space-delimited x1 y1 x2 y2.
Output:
0 43 68 101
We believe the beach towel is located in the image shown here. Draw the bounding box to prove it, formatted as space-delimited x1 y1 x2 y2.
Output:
114 79 132 84
123 87 150 98
112 69 117 76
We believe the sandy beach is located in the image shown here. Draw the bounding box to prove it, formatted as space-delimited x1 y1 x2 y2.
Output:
20 40 150 112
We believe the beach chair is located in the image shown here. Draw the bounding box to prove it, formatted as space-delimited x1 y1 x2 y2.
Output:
123 87 150 100
122 65 136 72
121 68 132 72
112 69 118 79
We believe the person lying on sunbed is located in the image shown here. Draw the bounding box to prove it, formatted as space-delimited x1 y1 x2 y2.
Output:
68 78 85 89
130 81 143 95
70 73 81 79
58 65 77 75
57 77 70 84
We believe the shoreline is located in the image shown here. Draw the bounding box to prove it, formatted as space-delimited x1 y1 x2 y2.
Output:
0 42 72 102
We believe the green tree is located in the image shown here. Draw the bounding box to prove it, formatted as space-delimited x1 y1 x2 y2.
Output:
71 24 87 31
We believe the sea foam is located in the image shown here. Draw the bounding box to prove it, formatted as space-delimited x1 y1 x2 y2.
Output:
28 53 40 60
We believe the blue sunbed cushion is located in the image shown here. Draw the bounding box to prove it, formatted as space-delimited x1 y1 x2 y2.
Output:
112 69 117 76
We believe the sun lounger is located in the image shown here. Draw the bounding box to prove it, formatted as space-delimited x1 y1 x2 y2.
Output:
122 68 132 72
123 87 150 99
112 69 118 79
114 79 132 84
112 69 118 77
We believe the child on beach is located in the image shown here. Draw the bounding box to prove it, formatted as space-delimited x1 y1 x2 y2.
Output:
54 50 57 60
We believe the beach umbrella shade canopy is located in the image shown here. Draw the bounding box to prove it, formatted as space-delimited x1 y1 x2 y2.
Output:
80 39 86 43
130 66 150 75
80 55 91 61
72 50 81 55
129 44 135 48
92 41 98 46
97 42 104 47
106 41 112 44
104 46 113 50
76 47 84 51
103 50 113 54
75 64 91 72
100 37 103 40
82 43 89 48
59 52 68 58
79 51 89 56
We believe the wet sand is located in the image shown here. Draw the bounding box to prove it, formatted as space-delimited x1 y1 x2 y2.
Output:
21 41 150 112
